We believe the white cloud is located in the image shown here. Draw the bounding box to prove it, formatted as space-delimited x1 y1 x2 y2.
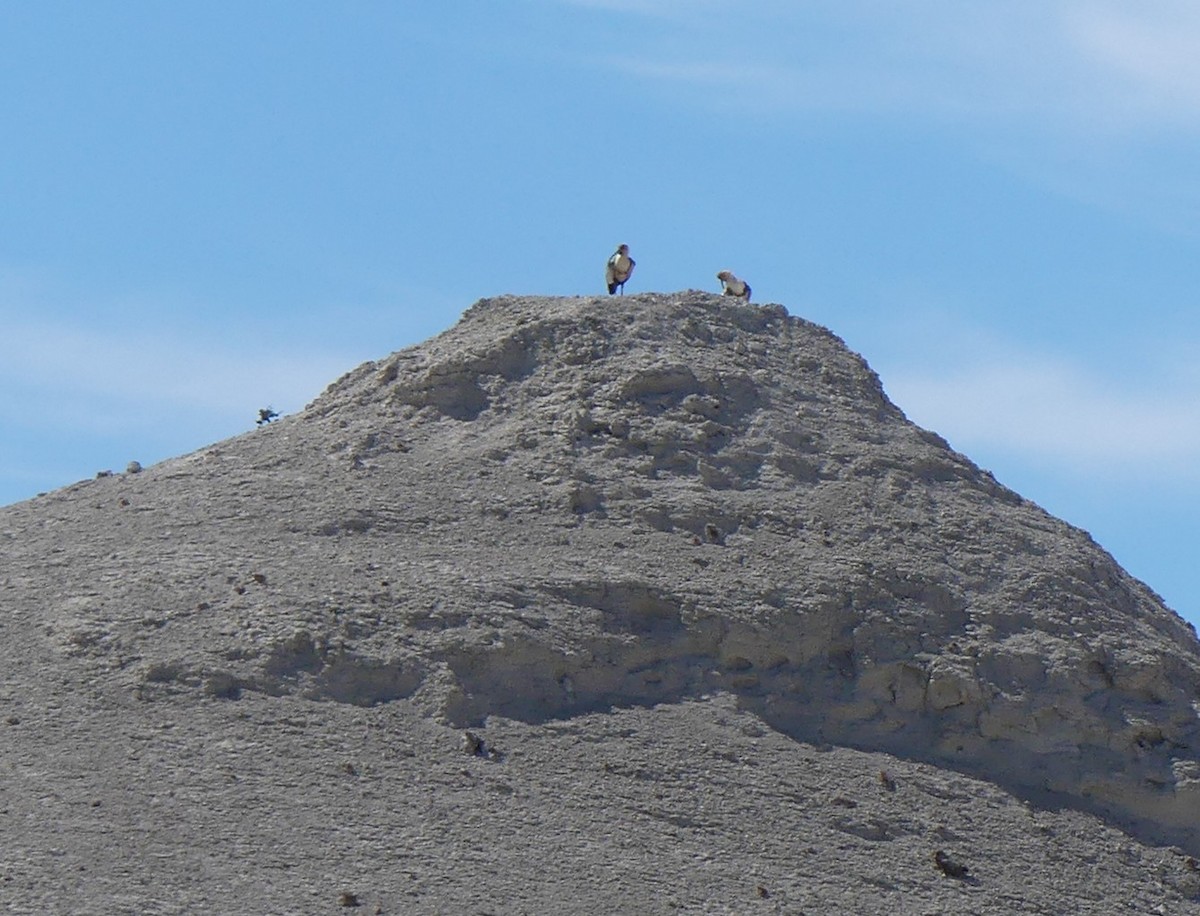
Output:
0 317 351 435
571 1 1200 133
607 57 781 90
566 0 1200 233
885 348 1200 481
1066 2 1200 122
549 0 724 14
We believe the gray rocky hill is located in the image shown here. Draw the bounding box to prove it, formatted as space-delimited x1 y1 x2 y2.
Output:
3 291 1200 914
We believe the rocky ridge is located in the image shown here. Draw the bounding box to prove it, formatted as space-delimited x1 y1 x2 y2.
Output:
3 291 1200 912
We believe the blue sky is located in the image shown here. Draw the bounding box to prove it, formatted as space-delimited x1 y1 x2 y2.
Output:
2 1 1198 630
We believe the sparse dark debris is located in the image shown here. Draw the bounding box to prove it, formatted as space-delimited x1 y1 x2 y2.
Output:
755 885 770 899
933 849 970 879
5 716 19 726
251 572 267 586
830 796 858 808
338 890 360 907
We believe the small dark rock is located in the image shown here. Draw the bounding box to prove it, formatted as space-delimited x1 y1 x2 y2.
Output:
462 731 503 761
204 673 242 700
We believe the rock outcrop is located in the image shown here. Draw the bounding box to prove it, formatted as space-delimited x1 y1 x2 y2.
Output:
4 291 1199 880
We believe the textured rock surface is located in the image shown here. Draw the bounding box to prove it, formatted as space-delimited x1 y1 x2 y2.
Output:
3 291 1200 912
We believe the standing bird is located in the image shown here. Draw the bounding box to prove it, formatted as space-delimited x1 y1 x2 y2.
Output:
717 270 751 301
606 244 635 295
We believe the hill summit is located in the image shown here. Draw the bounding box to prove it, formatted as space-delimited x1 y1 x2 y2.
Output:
3 291 1200 910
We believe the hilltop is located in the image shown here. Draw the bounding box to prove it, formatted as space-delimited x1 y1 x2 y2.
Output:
2 291 1199 913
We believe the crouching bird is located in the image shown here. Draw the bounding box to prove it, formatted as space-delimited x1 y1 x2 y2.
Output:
606 244 635 295
717 270 751 301
933 850 969 880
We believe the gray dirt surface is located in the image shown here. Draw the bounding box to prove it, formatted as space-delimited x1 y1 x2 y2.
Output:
2 291 1199 914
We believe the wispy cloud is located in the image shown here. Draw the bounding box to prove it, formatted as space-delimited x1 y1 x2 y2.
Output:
568 1 1200 132
1066 2 1200 123
883 343 1200 482
0 265 366 438
550 0 724 15
558 0 1200 233
0 317 351 435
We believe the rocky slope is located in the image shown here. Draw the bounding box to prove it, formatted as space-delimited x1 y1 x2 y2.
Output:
3 291 1199 913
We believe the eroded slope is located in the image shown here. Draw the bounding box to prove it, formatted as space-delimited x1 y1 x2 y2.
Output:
4 291 1199 856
